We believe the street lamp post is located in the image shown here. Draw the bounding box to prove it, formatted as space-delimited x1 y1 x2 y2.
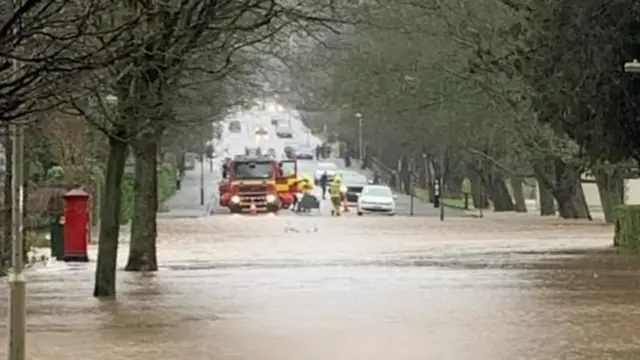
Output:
8 123 26 360
200 132 205 206
355 113 363 164
439 153 445 221
7 34 26 359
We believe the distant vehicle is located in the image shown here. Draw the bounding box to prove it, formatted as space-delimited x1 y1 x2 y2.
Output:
275 122 293 138
340 171 371 203
255 126 268 135
284 145 296 159
314 162 338 185
244 147 263 156
357 185 396 216
184 152 198 170
228 120 241 133
295 145 314 160
218 156 281 214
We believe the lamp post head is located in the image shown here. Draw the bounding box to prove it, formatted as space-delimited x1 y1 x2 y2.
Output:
625 59 640 73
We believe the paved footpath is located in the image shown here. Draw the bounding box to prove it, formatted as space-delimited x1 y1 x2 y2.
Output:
160 159 221 218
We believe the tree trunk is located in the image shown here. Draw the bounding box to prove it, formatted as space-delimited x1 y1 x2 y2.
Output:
533 157 590 219
469 172 488 209
126 139 159 271
555 183 591 219
483 169 513 211
552 159 591 220
537 180 556 216
553 177 591 220
398 155 409 194
424 158 435 202
401 156 411 195
576 183 593 220
418 158 427 188
488 178 514 211
510 177 527 212
93 134 128 298
594 166 624 224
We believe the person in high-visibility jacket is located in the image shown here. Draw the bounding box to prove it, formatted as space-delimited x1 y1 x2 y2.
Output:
298 174 313 194
292 175 313 211
329 175 343 216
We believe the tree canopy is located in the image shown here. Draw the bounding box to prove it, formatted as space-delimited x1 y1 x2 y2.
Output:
284 0 640 219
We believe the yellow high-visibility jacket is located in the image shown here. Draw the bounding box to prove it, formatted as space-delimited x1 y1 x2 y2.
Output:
298 180 313 194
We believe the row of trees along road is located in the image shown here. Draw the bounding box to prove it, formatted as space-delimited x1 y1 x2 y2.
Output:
0 0 354 297
285 0 640 224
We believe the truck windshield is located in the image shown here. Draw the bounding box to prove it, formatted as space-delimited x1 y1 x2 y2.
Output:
279 161 296 177
234 161 273 179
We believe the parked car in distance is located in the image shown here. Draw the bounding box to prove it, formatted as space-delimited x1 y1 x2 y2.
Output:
357 185 396 216
228 120 241 133
275 122 293 138
314 162 338 185
244 147 263 156
255 126 268 135
295 145 315 160
340 171 371 203
184 152 198 170
284 145 296 159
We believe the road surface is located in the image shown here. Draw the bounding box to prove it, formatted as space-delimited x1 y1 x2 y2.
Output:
2 108 638 360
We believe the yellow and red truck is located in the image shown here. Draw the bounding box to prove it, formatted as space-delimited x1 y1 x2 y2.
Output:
218 156 281 213
275 159 298 209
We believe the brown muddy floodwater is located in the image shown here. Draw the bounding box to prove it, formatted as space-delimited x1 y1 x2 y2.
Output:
1 214 639 360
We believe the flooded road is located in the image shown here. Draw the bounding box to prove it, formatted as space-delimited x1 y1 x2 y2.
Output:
1 214 639 359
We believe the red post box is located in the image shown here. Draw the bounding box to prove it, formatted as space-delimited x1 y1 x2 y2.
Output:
63 188 90 262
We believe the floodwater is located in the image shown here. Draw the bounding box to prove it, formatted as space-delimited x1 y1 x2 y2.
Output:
1 214 639 360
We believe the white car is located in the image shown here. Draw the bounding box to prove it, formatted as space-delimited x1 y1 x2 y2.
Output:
314 162 338 184
275 123 293 138
357 185 396 216
228 120 241 133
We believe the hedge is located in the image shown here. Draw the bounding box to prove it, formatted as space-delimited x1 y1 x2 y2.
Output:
613 205 640 251
120 161 177 224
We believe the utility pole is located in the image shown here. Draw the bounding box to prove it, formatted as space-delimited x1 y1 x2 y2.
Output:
7 13 26 357
439 153 445 221
8 123 26 360
200 132 205 206
355 113 363 163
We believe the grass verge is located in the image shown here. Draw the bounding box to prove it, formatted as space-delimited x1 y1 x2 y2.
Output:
413 187 474 210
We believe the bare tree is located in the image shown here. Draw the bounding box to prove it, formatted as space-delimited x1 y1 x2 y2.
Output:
0 0 140 269
59 0 351 297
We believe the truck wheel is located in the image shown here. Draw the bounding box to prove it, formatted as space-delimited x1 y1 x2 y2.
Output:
357 212 363 216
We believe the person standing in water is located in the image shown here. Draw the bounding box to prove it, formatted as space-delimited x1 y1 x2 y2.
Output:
329 175 343 216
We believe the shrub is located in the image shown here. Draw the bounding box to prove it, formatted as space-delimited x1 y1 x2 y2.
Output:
613 205 640 251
